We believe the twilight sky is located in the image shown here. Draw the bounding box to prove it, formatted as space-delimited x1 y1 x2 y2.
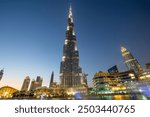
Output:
0 0 150 89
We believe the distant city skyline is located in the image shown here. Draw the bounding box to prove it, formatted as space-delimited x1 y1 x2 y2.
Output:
0 0 150 89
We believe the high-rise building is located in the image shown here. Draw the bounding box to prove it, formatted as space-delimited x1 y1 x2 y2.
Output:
29 76 43 91
60 5 87 88
36 76 43 87
49 71 54 88
21 76 30 92
0 69 4 81
121 46 142 74
29 79 37 91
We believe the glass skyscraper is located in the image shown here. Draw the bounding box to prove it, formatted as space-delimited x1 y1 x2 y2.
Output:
21 76 30 92
121 46 142 74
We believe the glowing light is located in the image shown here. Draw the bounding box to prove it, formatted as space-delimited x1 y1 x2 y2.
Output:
66 88 76 96
68 5 73 23
69 11 72 18
65 40 68 45
67 26 69 30
139 76 146 79
129 73 135 79
121 46 127 52
62 56 66 61
75 45 77 51
139 89 143 92
114 95 123 100
73 30 75 35
146 75 150 78
112 86 126 91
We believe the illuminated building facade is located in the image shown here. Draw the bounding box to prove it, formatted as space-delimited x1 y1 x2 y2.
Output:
121 46 142 74
21 76 30 92
139 64 150 80
49 83 65 97
139 69 150 80
0 86 18 99
93 70 136 92
60 5 87 89
0 69 4 81
34 86 51 98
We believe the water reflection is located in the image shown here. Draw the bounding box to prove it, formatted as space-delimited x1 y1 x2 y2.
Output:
89 94 148 100
62 94 148 100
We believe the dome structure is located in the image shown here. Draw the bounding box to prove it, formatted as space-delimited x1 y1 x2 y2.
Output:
0 86 18 99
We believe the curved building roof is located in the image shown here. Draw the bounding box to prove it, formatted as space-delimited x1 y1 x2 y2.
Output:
0 86 18 99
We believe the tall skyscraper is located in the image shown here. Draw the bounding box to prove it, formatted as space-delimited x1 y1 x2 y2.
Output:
36 76 43 87
21 76 30 92
121 46 142 73
29 79 37 91
29 76 43 91
60 5 86 88
49 71 54 88
0 69 4 81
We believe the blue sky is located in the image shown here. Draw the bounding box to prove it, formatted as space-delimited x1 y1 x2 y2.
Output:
0 0 150 89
